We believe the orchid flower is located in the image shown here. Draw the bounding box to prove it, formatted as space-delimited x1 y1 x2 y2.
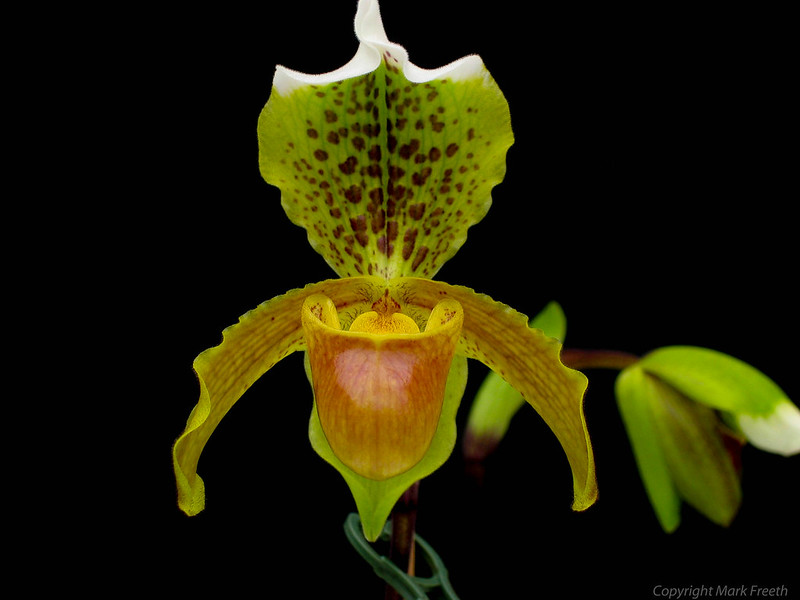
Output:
466 304 799 532
172 0 597 541
616 346 800 532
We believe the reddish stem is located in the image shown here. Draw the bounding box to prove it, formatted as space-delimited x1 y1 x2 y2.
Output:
561 348 640 371
384 481 420 600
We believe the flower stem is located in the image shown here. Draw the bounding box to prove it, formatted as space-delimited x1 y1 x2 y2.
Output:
385 481 420 600
561 348 640 371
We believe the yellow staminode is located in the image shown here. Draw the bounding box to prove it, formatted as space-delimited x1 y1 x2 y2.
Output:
349 293 421 335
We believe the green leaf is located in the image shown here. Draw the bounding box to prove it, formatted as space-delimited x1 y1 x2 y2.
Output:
257 0 513 280
639 346 800 456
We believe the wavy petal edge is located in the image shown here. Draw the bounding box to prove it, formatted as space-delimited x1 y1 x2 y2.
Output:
172 277 388 516
391 278 597 511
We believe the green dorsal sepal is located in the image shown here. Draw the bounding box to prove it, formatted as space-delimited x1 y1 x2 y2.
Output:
258 0 513 280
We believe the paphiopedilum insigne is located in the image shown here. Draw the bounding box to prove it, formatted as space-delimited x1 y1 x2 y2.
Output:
467 305 800 533
172 0 597 541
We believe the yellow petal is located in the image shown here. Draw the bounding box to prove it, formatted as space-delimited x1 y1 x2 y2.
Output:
302 291 463 480
390 277 597 510
172 276 386 515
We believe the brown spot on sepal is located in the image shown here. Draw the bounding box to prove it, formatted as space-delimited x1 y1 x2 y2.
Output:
339 156 358 175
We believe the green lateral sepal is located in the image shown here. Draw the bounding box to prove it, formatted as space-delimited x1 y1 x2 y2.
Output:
615 365 741 532
639 346 800 456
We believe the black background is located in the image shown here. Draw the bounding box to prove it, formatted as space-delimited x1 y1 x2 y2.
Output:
108 2 798 598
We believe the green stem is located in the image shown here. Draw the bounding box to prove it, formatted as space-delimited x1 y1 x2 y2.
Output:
561 348 640 371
